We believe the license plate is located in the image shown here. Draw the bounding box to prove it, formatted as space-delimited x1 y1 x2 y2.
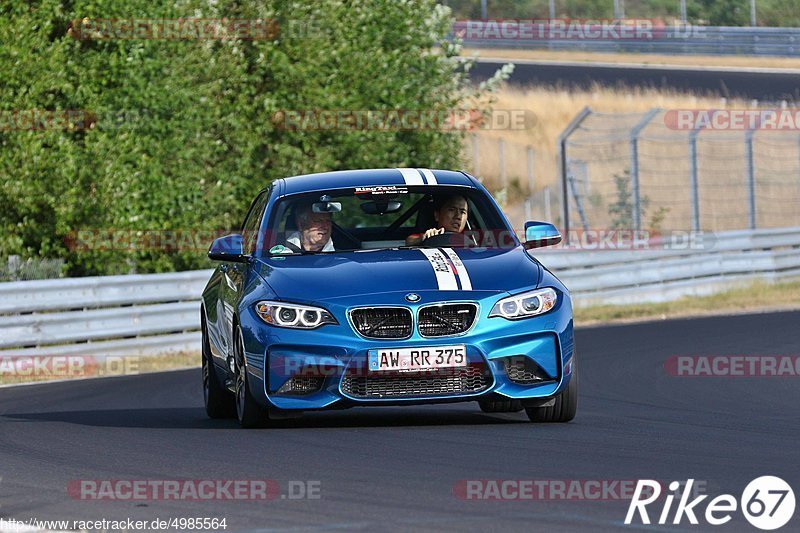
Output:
368 345 467 372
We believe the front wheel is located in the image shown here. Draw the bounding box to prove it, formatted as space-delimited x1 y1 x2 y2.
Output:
202 318 235 419
525 358 578 423
234 327 270 428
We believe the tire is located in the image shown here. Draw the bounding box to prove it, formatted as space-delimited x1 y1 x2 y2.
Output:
234 326 270 428
202 317 235 419
478 399 524 413
525 358 578 423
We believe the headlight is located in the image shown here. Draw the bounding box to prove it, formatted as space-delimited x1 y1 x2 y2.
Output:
489 288 557 320
255 301 338 329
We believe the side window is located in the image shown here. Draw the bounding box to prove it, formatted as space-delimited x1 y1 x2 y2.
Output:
241 189 270 254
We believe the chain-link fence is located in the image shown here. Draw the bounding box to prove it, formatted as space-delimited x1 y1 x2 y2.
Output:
0 256 65 282
559 107 800 235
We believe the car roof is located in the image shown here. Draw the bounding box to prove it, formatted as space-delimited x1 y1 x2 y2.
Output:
279 168 476 195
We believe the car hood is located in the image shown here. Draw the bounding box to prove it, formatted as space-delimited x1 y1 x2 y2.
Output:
253 247 541 303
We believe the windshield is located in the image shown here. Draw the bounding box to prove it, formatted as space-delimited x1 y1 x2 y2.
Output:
261 185 513 255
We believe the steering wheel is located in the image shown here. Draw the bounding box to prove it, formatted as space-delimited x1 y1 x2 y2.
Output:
421 231 462 247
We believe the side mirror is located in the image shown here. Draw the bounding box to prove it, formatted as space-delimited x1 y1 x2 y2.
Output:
523 221 562 250
208 233 248 262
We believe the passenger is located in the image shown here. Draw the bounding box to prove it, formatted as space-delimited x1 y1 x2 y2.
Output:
405 194 468 246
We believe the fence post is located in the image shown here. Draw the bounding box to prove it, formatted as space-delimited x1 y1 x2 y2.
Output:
499 138 506 190
7 255 20 282
526 145 535 196
629 109 660 231
688 127 703 232
471 133 480 178
557 106 592 244
745 129 757 230
544 186 552 223
524 198 532 221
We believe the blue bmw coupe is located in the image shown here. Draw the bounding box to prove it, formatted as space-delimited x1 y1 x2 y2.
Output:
201 168 575 427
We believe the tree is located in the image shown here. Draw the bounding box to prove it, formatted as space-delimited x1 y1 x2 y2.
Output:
0 0 509 275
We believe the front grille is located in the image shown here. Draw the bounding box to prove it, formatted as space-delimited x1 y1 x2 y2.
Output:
503 356 553 385
350 307 413 339
341 364 489 399
418 303 478 337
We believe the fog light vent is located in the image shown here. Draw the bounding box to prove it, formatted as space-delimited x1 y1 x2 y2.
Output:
502 356 553 385
276 375 324 395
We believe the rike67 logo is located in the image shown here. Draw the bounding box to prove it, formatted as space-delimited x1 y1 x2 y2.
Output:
626 477 795 530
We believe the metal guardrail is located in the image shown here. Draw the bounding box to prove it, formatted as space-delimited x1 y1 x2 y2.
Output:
0 227 798 355
0 271 211 356
538 227 800 306
455 22 800 57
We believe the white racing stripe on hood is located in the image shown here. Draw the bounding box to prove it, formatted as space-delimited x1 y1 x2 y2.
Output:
420 248 458 290
419 168 437 184
442 247 472 290
397 168 424 185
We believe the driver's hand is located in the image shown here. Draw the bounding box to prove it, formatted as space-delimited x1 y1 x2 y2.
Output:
421 227 446 241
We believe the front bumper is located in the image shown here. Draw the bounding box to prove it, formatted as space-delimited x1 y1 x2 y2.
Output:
238 289 574 411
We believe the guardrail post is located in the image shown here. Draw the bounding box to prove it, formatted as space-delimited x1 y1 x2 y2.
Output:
557 106 592 244
629 109 661 231
745 129 757 230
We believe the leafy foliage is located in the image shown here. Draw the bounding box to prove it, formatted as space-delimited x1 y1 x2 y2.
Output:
1 0 507 275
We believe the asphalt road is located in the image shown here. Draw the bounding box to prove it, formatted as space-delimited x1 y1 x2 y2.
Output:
1 311 798 532
470 58 800 102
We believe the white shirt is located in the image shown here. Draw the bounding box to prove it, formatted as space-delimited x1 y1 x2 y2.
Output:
285 231 335 252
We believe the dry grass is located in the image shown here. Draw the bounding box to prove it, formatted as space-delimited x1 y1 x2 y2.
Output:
575 279 800 325
468 85 800 230
466 84 748 193
463 48 800 70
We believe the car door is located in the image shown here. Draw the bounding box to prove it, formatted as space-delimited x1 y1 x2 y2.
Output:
217 188 271 374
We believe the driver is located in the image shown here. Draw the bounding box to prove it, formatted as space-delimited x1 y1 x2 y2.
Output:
405 194 468 246
285 202 335 252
